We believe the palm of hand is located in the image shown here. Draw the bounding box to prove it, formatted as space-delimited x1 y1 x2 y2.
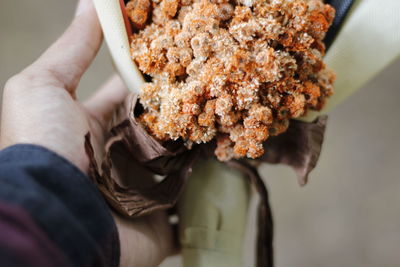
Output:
1 74 101 173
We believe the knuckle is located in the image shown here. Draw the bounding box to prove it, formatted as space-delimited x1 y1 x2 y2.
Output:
3 74 27 95
3 70 47 97
3 68 66 95
4 74 23 90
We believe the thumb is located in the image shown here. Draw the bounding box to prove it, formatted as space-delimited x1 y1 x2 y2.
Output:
75 0 93 16
25 0 103 94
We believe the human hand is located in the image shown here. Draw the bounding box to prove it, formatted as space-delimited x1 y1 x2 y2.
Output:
0 0 111 173
0 0 174 266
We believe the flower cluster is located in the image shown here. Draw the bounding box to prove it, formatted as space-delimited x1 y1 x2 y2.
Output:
127 0 335 161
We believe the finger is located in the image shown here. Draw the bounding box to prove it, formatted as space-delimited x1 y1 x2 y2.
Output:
84 75 129 128
27 0 102 93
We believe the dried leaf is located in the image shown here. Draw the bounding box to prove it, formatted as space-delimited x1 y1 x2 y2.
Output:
261 116 328 186
85 94 199 217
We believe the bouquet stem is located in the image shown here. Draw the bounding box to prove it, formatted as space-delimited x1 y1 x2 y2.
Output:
178 159 250 267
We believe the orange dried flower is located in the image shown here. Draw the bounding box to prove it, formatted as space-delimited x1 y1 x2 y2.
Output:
126 0 336 161
126 0 151 29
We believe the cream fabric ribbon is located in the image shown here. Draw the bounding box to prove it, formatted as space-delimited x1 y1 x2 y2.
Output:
93 0 145 94
301 0 400 121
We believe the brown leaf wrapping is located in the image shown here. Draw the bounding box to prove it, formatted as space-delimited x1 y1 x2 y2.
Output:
261 116 328 186
84 93 327 266
85 94 200 217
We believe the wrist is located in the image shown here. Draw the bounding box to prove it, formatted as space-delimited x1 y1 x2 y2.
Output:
113 213 164 267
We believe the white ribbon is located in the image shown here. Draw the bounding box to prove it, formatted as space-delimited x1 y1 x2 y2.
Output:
93 0 145 94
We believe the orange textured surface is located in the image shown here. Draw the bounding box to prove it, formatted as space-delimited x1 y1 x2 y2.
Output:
127 0 335 160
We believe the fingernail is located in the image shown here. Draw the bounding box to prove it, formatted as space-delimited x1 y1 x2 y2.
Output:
75 0 91 16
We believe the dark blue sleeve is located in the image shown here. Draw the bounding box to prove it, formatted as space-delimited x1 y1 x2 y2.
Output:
0 145 120 267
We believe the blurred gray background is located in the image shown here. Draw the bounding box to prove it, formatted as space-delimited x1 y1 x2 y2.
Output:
1 1 399 266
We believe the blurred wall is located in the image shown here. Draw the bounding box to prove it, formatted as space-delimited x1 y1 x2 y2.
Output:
1 1 399 266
